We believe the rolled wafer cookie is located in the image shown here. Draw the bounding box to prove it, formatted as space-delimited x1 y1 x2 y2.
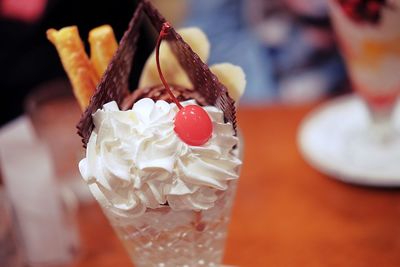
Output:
47 26 99 110
89 25 118 78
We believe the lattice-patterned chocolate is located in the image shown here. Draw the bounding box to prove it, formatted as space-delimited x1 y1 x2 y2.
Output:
77 3 144 145
77 0 237 146
122 85 208 110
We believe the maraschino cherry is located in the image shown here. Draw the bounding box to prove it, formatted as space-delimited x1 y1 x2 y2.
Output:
155 22 213 146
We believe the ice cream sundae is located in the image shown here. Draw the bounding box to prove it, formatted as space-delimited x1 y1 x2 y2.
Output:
47 1 245 266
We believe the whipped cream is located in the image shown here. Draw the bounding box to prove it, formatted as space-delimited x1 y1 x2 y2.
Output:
79 98 241 217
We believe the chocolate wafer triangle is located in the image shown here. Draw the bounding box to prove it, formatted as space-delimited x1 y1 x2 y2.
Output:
77 0 237 146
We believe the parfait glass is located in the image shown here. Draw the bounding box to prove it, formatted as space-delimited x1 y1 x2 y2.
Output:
90 139 243 267
328 0 400 171
103 181 238 267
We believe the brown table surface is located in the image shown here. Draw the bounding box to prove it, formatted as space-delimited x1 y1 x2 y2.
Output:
72 102 400 267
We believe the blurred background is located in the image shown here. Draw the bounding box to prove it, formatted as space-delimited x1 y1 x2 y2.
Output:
6 0 395 266
0 0 350 126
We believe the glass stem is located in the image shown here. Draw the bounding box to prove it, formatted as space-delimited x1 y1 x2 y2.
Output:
366 103 396 144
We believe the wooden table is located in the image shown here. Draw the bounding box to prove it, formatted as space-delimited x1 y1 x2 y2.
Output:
72 103 400 267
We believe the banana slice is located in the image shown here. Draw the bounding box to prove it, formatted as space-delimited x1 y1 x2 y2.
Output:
47 26 99 110
139 27 210 89
89 25 118 78
177 27 210 63
210 63 246 104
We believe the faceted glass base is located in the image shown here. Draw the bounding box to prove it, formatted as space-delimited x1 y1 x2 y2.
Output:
103 182 238 267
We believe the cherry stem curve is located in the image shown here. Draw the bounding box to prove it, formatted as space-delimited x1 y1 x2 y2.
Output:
155 22 183 109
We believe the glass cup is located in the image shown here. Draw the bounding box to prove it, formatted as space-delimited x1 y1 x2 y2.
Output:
0 177 24 267
105 181 238 266
328 0 400 168
90 138 243 267
25 78 92 203
0 141 80 267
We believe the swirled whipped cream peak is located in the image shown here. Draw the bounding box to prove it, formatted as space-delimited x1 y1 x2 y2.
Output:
79 98 241 217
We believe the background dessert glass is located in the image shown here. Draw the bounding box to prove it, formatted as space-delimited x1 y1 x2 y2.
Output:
328 0 400 169
93 138 243 267
25 78 92 203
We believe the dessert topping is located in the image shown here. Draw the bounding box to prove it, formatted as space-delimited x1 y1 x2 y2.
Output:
156 22 213 146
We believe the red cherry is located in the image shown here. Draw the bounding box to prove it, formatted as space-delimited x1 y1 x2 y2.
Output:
174 105 213 146
154 22 213 146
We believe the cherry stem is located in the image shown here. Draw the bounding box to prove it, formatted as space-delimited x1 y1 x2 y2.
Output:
156 22 183 109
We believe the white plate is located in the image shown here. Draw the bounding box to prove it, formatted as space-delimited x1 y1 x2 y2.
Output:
298 94 400 187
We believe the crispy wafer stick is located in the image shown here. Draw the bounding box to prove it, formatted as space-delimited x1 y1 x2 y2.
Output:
47 26 99 110
89 25 118 78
